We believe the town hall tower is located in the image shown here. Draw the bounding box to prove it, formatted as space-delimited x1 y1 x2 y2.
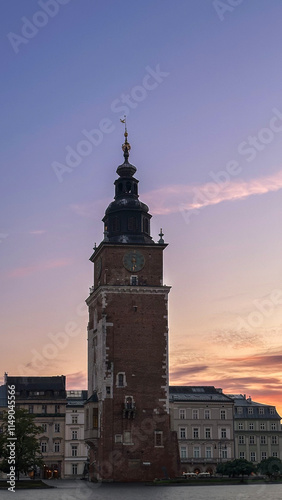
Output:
84 127 179 481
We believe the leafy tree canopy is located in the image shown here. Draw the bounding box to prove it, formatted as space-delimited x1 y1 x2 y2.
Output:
257 457 282 479
216 459 256 477
0 408 43 480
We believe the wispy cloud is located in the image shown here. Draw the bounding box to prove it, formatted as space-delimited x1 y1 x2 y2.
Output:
66 371 87 389
29 230 47 235
144 169 282 215
71 169 282 218
8 258 72 278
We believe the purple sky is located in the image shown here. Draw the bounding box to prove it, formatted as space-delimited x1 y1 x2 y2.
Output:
1 0 282 413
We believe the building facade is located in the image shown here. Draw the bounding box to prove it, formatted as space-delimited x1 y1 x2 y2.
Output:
169 386 235 475
65 390 89 478
229 394 282 464
84 129 180 481
6 375 66 479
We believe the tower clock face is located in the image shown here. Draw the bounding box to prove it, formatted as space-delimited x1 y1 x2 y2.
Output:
123 250 145 272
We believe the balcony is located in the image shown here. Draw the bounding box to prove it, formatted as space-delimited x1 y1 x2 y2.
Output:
123 402 136 419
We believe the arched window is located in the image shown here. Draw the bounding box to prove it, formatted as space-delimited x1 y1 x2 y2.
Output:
125 181 132 193
112 216 120 232
143 218 149 234
128 217 137 231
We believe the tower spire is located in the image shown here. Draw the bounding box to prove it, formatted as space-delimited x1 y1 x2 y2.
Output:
120 115 131 162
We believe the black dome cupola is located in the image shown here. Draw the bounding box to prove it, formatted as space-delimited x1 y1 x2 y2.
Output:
102 122 153 244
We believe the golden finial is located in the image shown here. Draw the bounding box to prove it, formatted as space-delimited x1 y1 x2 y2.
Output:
120 115 131 160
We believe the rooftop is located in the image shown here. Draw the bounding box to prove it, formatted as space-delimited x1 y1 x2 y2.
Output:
169 386 233 402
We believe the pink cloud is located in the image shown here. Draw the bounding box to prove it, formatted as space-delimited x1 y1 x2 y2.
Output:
143 168 282 215
29 230 46 235
8 258 72 278
71 169 282 218
66 371 87 390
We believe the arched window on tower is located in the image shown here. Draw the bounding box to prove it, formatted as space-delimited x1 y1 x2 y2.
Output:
112 216 120 232
128 217 137 231
125 181 132 193
143 218 149 234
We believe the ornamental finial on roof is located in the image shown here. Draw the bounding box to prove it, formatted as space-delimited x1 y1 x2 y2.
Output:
120 115 131 162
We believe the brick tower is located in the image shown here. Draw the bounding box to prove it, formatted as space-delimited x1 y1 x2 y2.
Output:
84 126 180 482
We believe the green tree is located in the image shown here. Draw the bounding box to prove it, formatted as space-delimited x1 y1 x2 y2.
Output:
216 459 256 478
257 457 282 479
0 408 43 480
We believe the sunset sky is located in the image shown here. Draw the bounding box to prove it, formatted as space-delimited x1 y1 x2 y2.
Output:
1 1 282 415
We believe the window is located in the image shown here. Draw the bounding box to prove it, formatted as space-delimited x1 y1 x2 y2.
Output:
250 452 256 462
41 442 47 453
221 428 227 439
193 446 200 458
54 423 60 433
179 428 186 439
29 405 33 414
260 423 265 430
54 441 60 453
93 408 98 429
239 452 245 459
180 446 187 458
123 431 132 444
71 445 78 457
128 217 137 231
249 423 254 430
220 410 226 420
106 386 111 395
179 409 186 420
270 407 275 415
221 448 228 459
260 436 266 445
112 216 120 232
239 435 245 445
41 423 47 432
261 452 267 460
272 436 278 445
143 218 149 234
271 423 276 430
249 436 255 445
204 409 210 419
130 275 138 286
42 405 47 414
272 452 278 457
115 434 122 443
248 408 253 414
72 464 78 475
117 373 125 387
259 407 264 415
238 423 244 430
155 431 163 447
72 416 78 424
205 428 211 439
193 428 199 439
72 430 78 440
55 405 60 414
237 407 243 414
206 446 212 459
192 409 199 420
